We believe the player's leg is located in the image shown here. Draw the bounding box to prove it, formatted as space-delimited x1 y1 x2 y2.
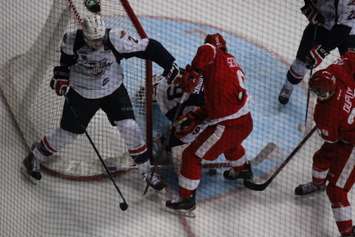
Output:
294 142 335 195
338 34 355 56
222 114 253 180
166 125 220 211
103 84 165 191
279 24 329 104
22 89 99 182
223 145 253 180
166 115 252 211
326 144 354 237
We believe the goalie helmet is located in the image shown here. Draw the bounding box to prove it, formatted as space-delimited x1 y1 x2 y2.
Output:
204 33 227 51
82 15 105 40
309 69 336 101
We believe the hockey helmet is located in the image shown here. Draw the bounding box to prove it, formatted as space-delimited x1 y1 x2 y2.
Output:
84 0 101 13
204 33 227 51
82 15 106 48
309 69 336 101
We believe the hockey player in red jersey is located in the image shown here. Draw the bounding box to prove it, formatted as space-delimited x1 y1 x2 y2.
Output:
165 33 253 213
279 0 355 105
295 51 355 237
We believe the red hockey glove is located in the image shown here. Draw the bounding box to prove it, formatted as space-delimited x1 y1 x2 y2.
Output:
305 45 329 69
50 66 70 96
177 65 201 93
300 0 324 25
174 108 207 139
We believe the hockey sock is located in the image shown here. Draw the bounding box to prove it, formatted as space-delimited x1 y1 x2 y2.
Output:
327 185 353 236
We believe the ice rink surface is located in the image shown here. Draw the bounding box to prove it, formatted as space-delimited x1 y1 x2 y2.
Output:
1 1 354 237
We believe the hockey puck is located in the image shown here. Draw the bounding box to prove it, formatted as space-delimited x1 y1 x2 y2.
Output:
120 202 128 211
207 168 217 176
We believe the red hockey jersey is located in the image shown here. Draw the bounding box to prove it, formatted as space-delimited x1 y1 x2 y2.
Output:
314 57 355 145
191 43 249 124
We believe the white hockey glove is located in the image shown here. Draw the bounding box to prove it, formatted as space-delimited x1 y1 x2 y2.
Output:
300 0 324 25
164 63 182 84
305 45 329 69
50 66 70 96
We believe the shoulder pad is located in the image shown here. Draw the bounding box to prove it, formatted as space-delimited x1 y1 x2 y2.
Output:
108 28 148 53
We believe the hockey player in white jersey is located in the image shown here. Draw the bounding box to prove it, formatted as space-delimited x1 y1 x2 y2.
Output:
279 0 355 104
21 15 180 191
153 72 205 149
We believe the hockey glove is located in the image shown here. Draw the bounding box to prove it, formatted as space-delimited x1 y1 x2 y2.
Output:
176 65 201 93
174 108 207 139
301 0 324 25
305 45 329 69
164 63 182 84
50 66 70 96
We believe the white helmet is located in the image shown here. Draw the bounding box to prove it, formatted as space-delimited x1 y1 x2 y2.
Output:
82 15 105 40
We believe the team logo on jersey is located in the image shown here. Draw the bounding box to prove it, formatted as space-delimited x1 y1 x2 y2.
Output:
344 87 355 113
78 56 112 76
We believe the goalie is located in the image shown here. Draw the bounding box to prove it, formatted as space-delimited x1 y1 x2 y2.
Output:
165 33 254 213
152 68 205 146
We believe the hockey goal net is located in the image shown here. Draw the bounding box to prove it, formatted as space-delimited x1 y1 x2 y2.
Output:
0 0 154 180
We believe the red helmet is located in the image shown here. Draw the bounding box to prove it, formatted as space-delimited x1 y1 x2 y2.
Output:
309 69 336 101
204 33 227 51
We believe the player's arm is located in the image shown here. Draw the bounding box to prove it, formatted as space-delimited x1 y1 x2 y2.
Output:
305 1 353 69
50 32 77 96
109 29 179 81
178 44 215 93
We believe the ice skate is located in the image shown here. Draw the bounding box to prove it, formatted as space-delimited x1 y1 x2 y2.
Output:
223 163 253 181
278 83 293 105
165 195 196 218
21 152 42 184
143 171 166 191
294 182 325 196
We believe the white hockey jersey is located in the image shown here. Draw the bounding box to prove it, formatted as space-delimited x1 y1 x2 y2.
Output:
155 75 204 120
315 0 355 32
61 29 149 99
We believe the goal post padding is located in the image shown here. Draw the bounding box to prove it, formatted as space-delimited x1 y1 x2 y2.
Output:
0 0 153 180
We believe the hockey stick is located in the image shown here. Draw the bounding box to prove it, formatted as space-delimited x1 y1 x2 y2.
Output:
304 26 318 131
143 92 190 195
244 126 317 191
64 94 128 211
203 142 278 169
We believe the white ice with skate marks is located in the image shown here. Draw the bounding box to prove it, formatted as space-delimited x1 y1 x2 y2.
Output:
0 1 352 237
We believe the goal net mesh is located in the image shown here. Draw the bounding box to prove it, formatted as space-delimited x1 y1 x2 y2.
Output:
0 0 349 237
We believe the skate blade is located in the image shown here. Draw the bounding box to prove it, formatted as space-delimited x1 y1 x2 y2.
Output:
163 207 196 218
20 166 39 185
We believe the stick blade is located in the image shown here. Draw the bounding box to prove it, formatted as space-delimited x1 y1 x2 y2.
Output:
243 179 270 191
